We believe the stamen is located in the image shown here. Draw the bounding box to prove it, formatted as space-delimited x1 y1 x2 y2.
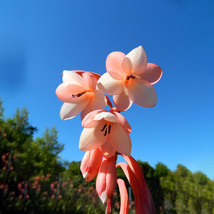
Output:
104 128 108 136
100 124 107 132
72 91 86 98
126 74 135 81
108 125 111 134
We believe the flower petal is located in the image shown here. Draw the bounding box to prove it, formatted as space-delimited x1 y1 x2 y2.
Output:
99 142 116 158
56 83 87 103
97 73 124 95
106 51 126 79
113 112 131 135
82 110 106 128
94 112 118 123
109 123 131 156
82 72 97 89
124 46 147 75
60 101 88 120
139 63 163 85
113 90 133 112
127 78 157 107
79 121 106 151
81 90 107 120
62 70 88 88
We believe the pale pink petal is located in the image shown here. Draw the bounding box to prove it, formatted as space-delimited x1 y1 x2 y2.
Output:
113 112 131 135
56 83 87 103
75 70 101 81
82 109 105 128
79 121 106 151
124 46 147 75
99 142 116 158
117 179 129 214
127 78 157 107
91 90 107 110
139 63 163 85
82 72 97 89
62 70 88 88
106 51 126 80
94 112 118 123
60 101 88 120
113 90 133 112
109 123 131 156
97 72 124 95
121 56 132 74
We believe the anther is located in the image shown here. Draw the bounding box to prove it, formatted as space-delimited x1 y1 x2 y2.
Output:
104 128 108 136
108 125 111 134
100 124 107 132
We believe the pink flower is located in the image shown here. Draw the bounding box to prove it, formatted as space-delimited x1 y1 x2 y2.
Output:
80 148 103 182
79 110 132 157
56 70 107 120
97 46 162 111
96 156 117 204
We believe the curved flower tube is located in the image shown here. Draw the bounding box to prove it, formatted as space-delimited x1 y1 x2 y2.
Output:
56 70 107 120
117 161 155 214
80 148 103 182
96 155 117 204
97 46 162 111
79 110 132 157
122 154 155 213
117 179 129 214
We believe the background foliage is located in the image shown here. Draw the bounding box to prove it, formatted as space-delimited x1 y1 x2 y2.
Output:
0 100 213 214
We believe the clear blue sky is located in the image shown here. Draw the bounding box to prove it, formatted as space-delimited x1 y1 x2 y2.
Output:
0 0 214 179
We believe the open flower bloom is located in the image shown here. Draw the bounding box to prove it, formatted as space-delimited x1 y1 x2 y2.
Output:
97 46 163 111
96 155 117 204
79 110 132 157
80 148 103 182
56 70 107 120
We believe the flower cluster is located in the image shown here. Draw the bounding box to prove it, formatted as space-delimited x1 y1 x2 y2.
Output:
56 46 162 213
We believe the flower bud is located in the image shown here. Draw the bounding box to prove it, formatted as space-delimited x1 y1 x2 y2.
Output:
80 148 102 182
96 155 117 204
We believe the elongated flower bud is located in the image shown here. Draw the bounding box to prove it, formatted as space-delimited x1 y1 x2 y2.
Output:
80 148 102 182
96 155 117 204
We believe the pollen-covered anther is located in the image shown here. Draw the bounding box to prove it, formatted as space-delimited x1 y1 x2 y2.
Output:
72 91 86 98
126 73 136 81
100 123 112 136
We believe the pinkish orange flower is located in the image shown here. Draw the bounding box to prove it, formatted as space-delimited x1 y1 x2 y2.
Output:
79 110 131 157
56 70 107 120
97 46 162 111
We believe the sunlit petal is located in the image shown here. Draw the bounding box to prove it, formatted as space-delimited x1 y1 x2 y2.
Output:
127 78 157 107
109 123 131 156
94 112 118 123
79 122 106 151
97 72 124 95
113 112 131 135
124 46 147 75
113 90 133 112
139 63 163 85
106 51 126 79
82 72 97 89
56 83 87 103
99 142 116 158
62 70 88 88
60 101 88 120
82 110 106 128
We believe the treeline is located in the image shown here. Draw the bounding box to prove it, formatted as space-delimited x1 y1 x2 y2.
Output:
0 100 213 213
